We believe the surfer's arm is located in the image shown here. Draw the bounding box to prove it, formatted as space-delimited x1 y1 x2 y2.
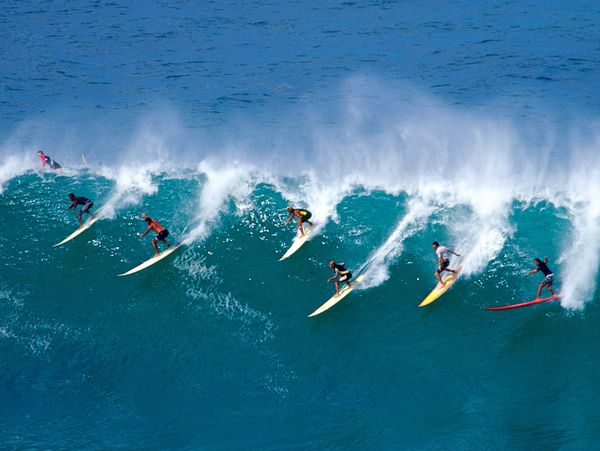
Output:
284 214 293 225
140 225 152 238
449 249 461 257
544 256 549 263
528 268 538 275
67 201 76 210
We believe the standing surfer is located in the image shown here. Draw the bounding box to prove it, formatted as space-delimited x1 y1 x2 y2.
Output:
67 193 95 226
327 260 353 297
37 150 62 170
432 241 461 286
528 256 557 299
140 213 172 256
284 207 313 237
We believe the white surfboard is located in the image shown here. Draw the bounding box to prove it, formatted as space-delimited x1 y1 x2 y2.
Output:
118 244 183 276
308 274 365 317
279 224 314 261
53 216 100 247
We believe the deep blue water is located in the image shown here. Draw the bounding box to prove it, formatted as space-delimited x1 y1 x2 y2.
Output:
2 1 600 448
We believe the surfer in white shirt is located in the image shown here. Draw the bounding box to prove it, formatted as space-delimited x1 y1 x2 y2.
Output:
432 241 461 286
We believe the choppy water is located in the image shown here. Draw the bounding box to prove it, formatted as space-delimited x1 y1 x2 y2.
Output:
2 0 600 448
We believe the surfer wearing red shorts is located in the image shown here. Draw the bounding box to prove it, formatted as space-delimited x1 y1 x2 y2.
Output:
327 260 353 297
284 207 313 237
528 256 557 299
140 213 172 256
432 241 461 286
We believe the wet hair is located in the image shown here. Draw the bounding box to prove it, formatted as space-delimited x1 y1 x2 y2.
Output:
287 207 294 213
432 241 440 247
534 258 542 264
68 193 75 198
145 217 153 224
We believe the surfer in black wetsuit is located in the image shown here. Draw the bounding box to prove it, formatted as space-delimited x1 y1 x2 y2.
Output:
284 207 313 237
528 256 557 299
67 193 95 226
37 150 62 170
327 260 353 297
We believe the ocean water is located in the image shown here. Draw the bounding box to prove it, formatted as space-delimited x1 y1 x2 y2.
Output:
2 1 600 448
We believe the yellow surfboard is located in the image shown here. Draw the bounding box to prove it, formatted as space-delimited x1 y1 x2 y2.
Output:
419 263 463 307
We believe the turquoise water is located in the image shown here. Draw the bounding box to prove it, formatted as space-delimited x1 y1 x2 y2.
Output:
2 1 600 448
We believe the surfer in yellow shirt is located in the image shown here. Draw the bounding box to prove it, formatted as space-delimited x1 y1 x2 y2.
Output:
327 261 353 297
432 241 461 286
284 207 313 237
140 213 172 256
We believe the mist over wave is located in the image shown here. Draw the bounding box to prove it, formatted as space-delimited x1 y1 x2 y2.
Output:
1 80 599 309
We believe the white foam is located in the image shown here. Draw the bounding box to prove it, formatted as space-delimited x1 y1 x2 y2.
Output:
0 153 34 194
184 160 255 243
360 198 435 288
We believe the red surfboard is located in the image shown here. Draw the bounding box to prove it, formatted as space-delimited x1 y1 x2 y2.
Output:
483 294 560 311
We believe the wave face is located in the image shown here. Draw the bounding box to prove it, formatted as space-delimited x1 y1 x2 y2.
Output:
1 169 600 448
2 0 600 448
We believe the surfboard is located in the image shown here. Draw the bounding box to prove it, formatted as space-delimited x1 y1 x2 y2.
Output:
308 274 365 317
279 224 314 261
483 294 560 311
53 216 100 247
118 243 183 277
419 263 463 307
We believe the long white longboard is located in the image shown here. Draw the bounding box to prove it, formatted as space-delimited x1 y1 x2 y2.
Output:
279 224 314 261
118 244 183 276
308 274 365 317
53 216 100 247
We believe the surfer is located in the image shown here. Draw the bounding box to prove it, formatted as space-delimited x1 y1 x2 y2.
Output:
140 213 172 256
284 207 313 237
528 256 557 299
67 193 95 226
432 241 461 286
327 260 353 297
37 150 62 170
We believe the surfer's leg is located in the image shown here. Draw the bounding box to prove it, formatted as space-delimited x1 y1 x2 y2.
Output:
152 238 160 256
435 270 444 286
334 281 340 296
536 282 544 299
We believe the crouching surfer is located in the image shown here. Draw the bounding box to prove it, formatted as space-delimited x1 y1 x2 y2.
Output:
327 260 353 297
37 150 62 171
67 193 95 227
140 213 172 256
284 207 313 237
528 256 557 299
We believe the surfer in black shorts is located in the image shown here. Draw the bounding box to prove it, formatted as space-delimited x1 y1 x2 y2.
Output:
284 207 313 237
327 260 353 297
67 193 95 226
528 256 557 299
432 241 461 286
140 213 172 256
37 150 62 170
